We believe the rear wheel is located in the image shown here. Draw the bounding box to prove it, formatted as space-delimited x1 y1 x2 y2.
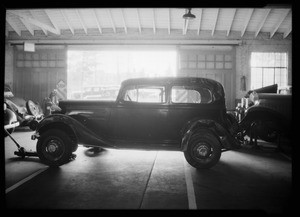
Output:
37 129 73 167
184 130 221 169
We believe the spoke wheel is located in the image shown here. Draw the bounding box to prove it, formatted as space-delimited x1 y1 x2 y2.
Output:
26 100 40 116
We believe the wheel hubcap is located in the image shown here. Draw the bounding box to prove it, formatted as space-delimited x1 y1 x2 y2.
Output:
197 145 209 157
193 142 212 160
43 138 65 161
47 141 59 153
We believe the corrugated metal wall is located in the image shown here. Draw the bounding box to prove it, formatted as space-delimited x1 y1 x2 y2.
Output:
13 46 67 109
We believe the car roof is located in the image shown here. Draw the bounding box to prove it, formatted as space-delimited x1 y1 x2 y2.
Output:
121 77 221 87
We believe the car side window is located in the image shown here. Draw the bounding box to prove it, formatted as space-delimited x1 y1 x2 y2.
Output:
124 86 166 103
171 86 213 104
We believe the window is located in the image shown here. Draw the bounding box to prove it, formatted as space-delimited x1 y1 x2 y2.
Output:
124 86 166 103
250 52 287 89
171 86 212 104
67 50 176 100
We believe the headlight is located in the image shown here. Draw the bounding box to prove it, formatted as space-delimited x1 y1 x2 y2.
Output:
249 91 259 104
4 103 7 111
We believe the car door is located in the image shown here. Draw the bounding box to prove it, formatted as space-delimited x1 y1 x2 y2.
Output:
111 85 170 147
167 85 221 141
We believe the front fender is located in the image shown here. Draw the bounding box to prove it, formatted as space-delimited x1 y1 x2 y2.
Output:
34 114 115 148
239 105 289 133
181 119 240 152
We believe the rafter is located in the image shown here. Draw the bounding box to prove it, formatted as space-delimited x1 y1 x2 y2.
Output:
44 9 60 35
254 9 271 38
29 10 47 35
283 26 292 38
136 9 142 34
152 9 156 34
60 10 74 35
121 9 127 34
19 17 34 35
167 8 171 35
107 9 116 33
76 10 87 34
92 9 102 34
270 9 290 38
197 9 203 35
8 10 60 35
227 8 236 37
212 9 219 36
241 8 254 37
6 16 21 36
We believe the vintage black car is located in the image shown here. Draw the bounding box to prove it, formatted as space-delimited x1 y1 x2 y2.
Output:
236 84 291 144
31 77 242 169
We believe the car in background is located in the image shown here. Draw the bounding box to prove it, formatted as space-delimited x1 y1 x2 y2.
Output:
237 84 292 143
4 102 20 137
4 84 44 131
82 85 120 101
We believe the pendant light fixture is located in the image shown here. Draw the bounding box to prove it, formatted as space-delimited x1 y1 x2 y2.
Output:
183 8 196 20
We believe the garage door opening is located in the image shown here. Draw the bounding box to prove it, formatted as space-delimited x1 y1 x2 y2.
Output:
67 49 177 100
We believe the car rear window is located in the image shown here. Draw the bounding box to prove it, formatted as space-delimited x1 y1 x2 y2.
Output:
171 86 213 104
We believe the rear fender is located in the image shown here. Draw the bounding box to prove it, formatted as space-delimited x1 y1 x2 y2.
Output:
33 114 115 148
181 119 240 152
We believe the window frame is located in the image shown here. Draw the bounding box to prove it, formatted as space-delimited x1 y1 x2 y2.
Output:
170 85 213 105
122 85 167 104
250 52 288 89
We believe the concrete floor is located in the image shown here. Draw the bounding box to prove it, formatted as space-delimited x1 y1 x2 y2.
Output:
4 128 292 214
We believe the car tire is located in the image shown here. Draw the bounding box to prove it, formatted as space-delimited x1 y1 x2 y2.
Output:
36 129 73 167
184 130 221 169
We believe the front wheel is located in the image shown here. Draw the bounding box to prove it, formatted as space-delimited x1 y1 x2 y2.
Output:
36 129 73 167
184 130 222 169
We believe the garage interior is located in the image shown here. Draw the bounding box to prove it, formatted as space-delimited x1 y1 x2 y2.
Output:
3 5 292 214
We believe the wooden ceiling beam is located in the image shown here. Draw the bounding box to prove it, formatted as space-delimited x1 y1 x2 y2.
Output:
76 10 87 34
44 9 60 35
152 9 156 34
8 10 60 35
241 8 254 37
6 16 21 36
121 9 127 34
92 9 102 34
60 10 74 35
270 9 290 38
212 9 219 36
107 9 116 33
136 8 142 34
227 8 236 37
29 10 47 35
254 9 271 38
283 26 292 38
197 9 203 35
